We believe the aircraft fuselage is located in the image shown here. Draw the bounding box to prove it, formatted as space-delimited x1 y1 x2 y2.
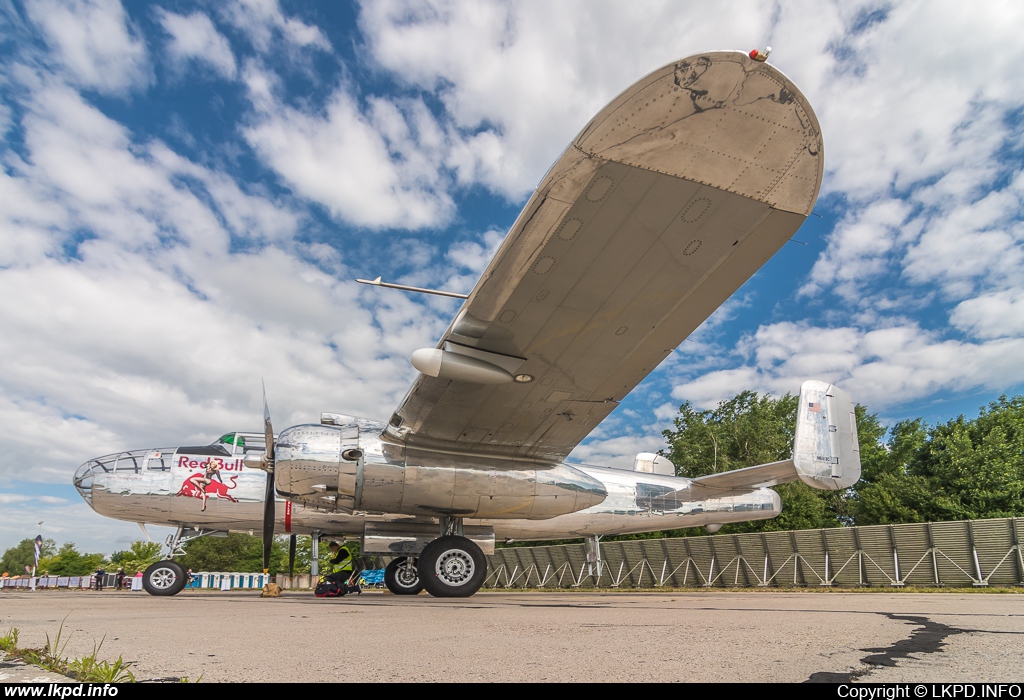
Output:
74 416 780 545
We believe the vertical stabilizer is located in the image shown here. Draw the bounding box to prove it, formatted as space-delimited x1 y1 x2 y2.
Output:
793 381 861 490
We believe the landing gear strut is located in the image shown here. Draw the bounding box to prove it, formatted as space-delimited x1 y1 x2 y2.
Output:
141 526 221 597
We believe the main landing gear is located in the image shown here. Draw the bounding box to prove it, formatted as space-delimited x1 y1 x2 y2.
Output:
382 518 488 598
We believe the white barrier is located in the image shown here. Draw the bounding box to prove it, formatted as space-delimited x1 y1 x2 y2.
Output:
2 571 269 591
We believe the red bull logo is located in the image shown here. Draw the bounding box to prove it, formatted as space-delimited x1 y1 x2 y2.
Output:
177 473 239 501
176 455 245 471
176 457 239 511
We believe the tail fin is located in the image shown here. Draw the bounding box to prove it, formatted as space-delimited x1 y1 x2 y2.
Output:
793 380 860 490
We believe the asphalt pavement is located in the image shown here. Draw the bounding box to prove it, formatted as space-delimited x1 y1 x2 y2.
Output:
1 589 1022 682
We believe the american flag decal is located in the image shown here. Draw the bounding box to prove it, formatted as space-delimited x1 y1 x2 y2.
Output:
808 402 821 413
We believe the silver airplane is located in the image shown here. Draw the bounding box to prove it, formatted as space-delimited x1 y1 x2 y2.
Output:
74 49 860 598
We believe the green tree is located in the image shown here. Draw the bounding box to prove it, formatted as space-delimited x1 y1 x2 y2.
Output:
110 541 163 575
853 396 1024 525
918 396 1024 520
37 542 105 576
178 533 290 573
1 538 56 575
852 419 931 525
663 390 798 477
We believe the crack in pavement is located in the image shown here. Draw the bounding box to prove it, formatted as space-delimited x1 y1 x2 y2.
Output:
807 613 968 683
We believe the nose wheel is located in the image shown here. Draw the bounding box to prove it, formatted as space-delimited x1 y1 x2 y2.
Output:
142 560 187 596
384 556 424 595
419 535 487 598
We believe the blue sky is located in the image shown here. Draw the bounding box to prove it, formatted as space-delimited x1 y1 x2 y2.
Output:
1 0 1023 554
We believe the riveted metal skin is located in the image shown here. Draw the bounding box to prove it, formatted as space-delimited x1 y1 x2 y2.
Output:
273 422 607 520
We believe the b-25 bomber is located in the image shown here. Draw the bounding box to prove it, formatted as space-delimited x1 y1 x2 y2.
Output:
74 50 860 598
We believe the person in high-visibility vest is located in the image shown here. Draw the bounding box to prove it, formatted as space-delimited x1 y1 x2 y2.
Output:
325 542 362 595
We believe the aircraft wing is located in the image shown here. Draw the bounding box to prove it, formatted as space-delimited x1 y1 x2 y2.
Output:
383 51 824 463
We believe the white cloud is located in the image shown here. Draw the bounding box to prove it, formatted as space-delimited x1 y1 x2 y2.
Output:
903 183 1024 300
441 229 504 293
801 199 913 299
241 63 456 229
569 434 665 470
157 10 237 80
25 0 150 94
222 0 330 52
672 321 1024 411
357 0 837 199
951 290 1024 340
815 2 1024 201
0 70 453 486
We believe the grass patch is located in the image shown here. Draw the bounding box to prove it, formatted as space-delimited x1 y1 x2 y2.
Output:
1 616 138 682
1 627 18 652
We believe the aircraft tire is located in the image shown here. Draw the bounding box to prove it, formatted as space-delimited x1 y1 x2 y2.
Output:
419 535 486 598
142 560 187 596
384 557 423 595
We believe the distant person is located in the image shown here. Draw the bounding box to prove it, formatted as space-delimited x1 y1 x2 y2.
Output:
115 567 125 590
325 542 361 595
94 566 105 590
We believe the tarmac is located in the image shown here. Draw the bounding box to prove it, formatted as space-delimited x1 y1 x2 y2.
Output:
1 588 1023 683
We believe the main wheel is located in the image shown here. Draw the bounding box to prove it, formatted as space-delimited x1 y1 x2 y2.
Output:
419 535 486 598
142 560 187 596
384 557 423 595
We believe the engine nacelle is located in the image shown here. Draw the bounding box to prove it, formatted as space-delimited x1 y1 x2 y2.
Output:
273 423 607 519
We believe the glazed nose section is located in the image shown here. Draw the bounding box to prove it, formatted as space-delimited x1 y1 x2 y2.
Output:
73 448 173 506
72 454 117 503
73 458 100 505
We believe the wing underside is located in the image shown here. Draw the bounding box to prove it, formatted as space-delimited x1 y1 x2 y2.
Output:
384 51 824 464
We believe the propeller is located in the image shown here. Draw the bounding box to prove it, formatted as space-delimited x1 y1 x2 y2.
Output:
261 382 276 577
288 535 297 577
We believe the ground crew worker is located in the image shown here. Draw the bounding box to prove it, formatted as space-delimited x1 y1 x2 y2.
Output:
325 542 361 595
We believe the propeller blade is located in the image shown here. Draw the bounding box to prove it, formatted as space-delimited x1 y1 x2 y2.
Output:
262 470 275 575
261 381 275 575
262 380 275 463
288 534 297 577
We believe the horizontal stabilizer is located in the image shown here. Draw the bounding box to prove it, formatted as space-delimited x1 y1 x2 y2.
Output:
689 459 797 498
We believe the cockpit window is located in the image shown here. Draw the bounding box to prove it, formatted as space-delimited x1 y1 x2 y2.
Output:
179 445 231 456
212 431 266 455
218 433 245 448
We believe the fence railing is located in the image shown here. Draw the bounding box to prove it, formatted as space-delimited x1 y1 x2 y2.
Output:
5 518 1021 592
484 517 1024 589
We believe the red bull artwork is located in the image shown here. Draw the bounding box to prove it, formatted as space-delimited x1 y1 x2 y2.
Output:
176 457 239 511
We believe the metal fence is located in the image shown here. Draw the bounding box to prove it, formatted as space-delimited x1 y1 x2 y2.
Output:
484 517 1024 589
